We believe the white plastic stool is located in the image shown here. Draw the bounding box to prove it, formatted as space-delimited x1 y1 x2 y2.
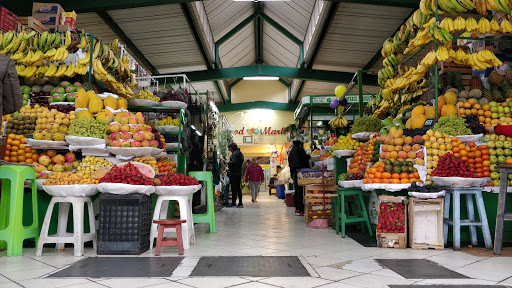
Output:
150 195 195 250
36 196 97 257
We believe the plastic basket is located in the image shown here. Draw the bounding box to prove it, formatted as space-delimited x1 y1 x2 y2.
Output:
0 7 17 32
97 193 152 255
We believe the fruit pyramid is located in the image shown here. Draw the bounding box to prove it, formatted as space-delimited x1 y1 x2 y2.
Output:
99 162 155 185
431 153 478 178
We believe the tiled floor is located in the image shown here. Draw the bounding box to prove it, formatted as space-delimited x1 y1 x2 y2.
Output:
1 193 512 288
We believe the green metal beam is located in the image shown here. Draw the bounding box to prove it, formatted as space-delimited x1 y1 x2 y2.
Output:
279 78 290 88
213 81 226 105
218 101 298 112
96 11 158 75
259 13 302 45
229 78 243 88
180 65 378 85
4 0 199 15
181 3 212 70
326 0 420 8
217 12 259 46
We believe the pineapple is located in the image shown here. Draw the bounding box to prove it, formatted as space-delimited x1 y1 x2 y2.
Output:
489 88 503 101
489 71 504 85
421 87 436 102
506 70 512 83
482 88 491 99
506 90 512 99
470 76 482 90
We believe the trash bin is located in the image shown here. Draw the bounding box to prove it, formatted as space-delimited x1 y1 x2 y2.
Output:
276 184 285 199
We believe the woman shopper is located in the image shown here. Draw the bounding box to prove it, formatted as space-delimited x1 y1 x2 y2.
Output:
245 159 264 203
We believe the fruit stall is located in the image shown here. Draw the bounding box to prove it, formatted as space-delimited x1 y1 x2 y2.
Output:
0 20 215 255
296 1 512 249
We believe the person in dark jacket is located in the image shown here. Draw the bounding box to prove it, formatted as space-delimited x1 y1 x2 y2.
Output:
288 140 310 216
228 143 245 207
0 55 23 165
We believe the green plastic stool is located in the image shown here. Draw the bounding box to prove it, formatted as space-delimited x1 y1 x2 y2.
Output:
189 171 216 233
0 166 39 256
331 196 338 230
335 187 372 238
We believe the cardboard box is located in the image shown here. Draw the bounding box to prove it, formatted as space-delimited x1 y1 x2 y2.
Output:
33 14 59 26
32 3 64 15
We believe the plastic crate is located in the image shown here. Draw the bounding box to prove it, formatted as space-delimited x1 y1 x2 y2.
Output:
0 7 17 32
97 193 152 255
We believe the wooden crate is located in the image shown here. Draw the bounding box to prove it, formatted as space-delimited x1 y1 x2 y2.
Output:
376 195 408 249
298 171 335 186
18 17 47 32
304 184 337 224
409 198 444 250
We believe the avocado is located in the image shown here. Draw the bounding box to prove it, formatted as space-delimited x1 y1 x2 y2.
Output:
393 160 402 167
393 166 402 173
384 165 393 172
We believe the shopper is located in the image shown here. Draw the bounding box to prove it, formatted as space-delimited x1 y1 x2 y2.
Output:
288 140 310 216
268 174 278 195
245 158 264 203
0 55 24 166
227 143 244 208
242 159 250 181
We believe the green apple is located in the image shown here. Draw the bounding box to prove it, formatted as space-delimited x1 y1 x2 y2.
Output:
20 85 31 94
491 135 498 141
494 179 501 187
508 174 512 180
505 149 512 156
492 113 499 119
490 155 498 163
491 106 498 113
499 135 506 141
488 141 496 148
505 140 512 148
489 149 496 155
22 99 28 106
491 172 500 180
498 106 505 113
498 155 507 163
496 141 504 149
490 101 498 107
505 107 511 113
22 93 30 100
490 164 497 172
496 148 505 155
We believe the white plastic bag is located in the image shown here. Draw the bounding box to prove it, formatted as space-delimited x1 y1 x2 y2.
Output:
97 183 155 195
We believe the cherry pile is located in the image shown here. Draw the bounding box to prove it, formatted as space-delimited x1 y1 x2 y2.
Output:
463 114 486 135
346 174 364 180
377 202 406 234
156 172 199 186
51 104 74 113
431 153 478 178
99 162 155 185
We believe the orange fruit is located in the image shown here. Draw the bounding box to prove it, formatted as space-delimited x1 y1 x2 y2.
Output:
482 104 490 111
392 173 400 179
484 111 492 118
32 154 38 161
24 147 31 153
382 179 391 184
391 179 400 184
17 156 25 162
25 159 33 164
409 173 416 179
5 144 11 151
9 152 16 157
471 108 478 114
374 172 382 179
459 108 466 115
464 102 472 108
7 134 15 139
382 172 391 179
474 104 481 110
370 167 377 174
400 173 409 179
458 144 466 150
483 160 490 167
3 156 9 161
401 178 410 184
14 135 22 140
9 156 17 162
452 147 460 153
16 150 24 156
373 179 381 184
11 140 20 147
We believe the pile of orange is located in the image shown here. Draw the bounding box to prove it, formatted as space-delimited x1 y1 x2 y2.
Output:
458 101 495 126
450 140 490 177
347 138 377 175
363 162 422 184
4 134 38 164
157 161 177 173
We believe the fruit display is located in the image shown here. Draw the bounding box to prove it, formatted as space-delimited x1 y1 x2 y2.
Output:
99 162 155 185
133 157 159 174
155 173 199 186
3 134 38 164
377 201 406 234
43 172 98 185
4 114 36 136
311 149 321 156
347 137 380 175
67 118 109 139
432 116 472 136
338 173 363 181
76 156 113 176
133 89 159 102
363 160 421 184
156 160 177 174
156 116 180 127
431 153 478 178
159 89 188 103
332 135 363 150
33 151 79 174
407 181 444 193
350 116 382 134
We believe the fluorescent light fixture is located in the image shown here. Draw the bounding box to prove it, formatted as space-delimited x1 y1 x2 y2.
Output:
191 125 196 130
234 0 289 2
243 76 279 81
196 130 202 136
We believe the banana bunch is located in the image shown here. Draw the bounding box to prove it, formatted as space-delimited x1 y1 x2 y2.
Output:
419 0 437 15
465 17 478 32
452 48 470 64
436 46 450 61
437 0 475 15
440 18 454 32
382 53 401 69
17 65 38 78
502 19 512 33
373 100 392 118
474 0 511 15
328 114 348 128
134 89 159 101
421 50 438 66
378 66 395 87
453 16 466 30
477 17 491 34
470 49 503 69
426 21 453 44
490 18 501 33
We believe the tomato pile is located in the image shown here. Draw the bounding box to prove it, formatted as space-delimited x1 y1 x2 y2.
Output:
377 201 406 234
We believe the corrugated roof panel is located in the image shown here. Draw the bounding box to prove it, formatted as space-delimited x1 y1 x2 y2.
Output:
107 4 205 73
262 22 300 67
313 2 412 72
298 81 379 101
264 0 315 41
219 23 255 68
204 0 253 41
76 13 118 42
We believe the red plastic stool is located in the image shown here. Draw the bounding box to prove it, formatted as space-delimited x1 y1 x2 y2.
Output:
153 219 186 256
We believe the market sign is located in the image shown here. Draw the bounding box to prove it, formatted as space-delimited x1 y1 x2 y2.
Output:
309 95 373 104
345 95 373 103
233 127 285 136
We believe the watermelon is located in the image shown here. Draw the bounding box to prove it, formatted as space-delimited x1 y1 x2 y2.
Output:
117 161 155 178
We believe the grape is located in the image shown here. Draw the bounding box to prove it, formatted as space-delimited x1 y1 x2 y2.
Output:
463 114 486 135
68 118 108 139
433 116 472 136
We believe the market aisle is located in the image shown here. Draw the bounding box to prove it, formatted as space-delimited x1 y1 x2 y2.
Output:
1 194 512 288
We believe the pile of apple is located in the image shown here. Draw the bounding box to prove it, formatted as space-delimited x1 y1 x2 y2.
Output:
34 150 80 177
155 172 199 186
485 134 512 186
431 153 478 178
106 122 158 148
99 162 155 185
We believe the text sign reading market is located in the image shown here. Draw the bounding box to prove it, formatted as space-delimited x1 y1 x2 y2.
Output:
234 127 285 136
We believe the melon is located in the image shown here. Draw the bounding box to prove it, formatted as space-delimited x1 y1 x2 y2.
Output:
117 161 156 178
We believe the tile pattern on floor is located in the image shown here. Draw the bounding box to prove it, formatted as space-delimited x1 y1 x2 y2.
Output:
1 194 512 287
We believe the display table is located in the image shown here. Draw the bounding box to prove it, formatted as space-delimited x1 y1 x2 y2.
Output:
495 165 512 255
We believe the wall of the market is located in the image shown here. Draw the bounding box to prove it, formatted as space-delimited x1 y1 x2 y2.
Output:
230 80 288 103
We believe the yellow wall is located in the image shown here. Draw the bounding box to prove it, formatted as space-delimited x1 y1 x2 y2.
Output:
221 109 294 157
231 80 288 103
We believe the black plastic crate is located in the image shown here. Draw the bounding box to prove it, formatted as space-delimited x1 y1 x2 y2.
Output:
97 193 152 255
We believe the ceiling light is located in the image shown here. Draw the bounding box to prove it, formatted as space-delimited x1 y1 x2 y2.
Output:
243 76 279 81
233 0 289 2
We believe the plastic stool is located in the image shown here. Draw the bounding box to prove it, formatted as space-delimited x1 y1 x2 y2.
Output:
36 196 97 257
189 171 216 233
150 195 195 250
153 219 186 256
0 166 39 256
335 188 373 238
444 188 493 250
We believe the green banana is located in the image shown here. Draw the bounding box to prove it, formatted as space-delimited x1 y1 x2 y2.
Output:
33 34 39 51
2 31 13 50
47 32 56 46
40 31 48 47
51 33 61 48
21 31 36 41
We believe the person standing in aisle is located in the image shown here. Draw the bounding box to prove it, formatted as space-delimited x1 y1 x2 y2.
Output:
228 143 244 208
288 140 310 216
0 55 23 165
245 158 264 203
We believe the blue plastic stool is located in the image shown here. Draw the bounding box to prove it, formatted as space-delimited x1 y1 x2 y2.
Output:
0 166 39 256
444 188 493 250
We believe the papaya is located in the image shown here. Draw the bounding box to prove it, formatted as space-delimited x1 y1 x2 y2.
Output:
424 106 436 119
88 94 103 113
438 96 446 115
104 96 118 110
77 110 93 119
444 91 457 105
96 109 114 122
75 89 89 109
411 115 427 129
441 104 458 117
405 118 412 129
411 105 425 116
117 97 128 110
